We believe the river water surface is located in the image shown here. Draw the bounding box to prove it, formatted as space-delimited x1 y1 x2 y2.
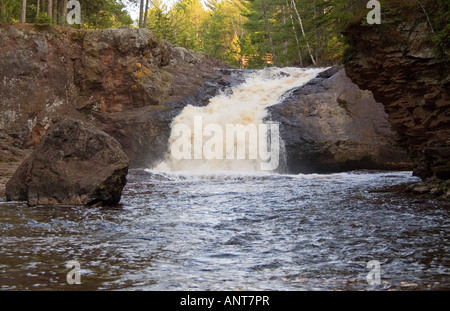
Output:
1 170 449 291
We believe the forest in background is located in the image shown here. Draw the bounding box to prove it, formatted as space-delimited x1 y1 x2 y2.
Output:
1 0 449 68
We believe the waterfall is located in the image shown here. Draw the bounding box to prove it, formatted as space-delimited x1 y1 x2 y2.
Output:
153 67 327 173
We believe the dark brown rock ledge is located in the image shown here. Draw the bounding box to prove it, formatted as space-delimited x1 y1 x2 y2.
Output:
343 17 450 186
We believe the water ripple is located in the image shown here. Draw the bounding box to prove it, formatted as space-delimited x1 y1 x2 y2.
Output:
0 170 449 290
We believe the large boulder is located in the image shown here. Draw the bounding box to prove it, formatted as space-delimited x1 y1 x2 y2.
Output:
268 66 411 173
5 118 129 206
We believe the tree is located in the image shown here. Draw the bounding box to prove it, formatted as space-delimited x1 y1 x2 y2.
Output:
145 0 175 41
47 0 52 20
138 0 143 27
290 0 316 65
82 0 133 29
261 0 277 66
243 0 284 67
2 0 132 27
201 0 248 66
21 0 26 23
143 0 149 27
170 0 206 50
285 0 303 66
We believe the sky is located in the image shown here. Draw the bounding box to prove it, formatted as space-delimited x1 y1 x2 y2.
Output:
125 0 176 24
125 0 208 25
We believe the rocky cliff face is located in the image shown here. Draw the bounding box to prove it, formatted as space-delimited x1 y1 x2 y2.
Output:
0 25 231 168
0 25 411 180
268 66 410 173
343 18 450 183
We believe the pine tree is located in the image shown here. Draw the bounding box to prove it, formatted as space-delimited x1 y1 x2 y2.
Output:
201 0 247 66
146 0 175 41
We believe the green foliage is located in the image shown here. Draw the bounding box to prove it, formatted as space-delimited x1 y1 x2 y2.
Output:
143 0 248 67
145 0 174 41
82 0 133 29
201 0 247 66
428 0 450 59
171 0 206 50
433 23 450 58
0 0 20 24
1 0 132 28
35 12 52 26
2 0 447 66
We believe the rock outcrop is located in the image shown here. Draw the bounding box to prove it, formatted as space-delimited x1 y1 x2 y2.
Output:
268 66 410 173
5 118 129 206
343 14 450 183
0 25 231 168
0 25 412 178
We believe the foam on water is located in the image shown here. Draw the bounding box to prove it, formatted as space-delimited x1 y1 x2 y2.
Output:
143 167 417 183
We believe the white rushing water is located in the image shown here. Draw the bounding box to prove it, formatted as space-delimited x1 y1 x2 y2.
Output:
153 67 327 173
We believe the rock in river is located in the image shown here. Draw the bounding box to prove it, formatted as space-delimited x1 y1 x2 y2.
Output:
5 118 129 206
268 66 411 173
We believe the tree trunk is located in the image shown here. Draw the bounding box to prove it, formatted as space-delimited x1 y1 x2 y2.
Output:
313 0 319 66
80 6 84 29
1 0 6 24
36 0 40 19
281 5 288 56
143 0 150 27
291 0 316 66
60 0 68 25
285 0 303 66
261 0 278 67
138 0 144 28
47 0 52 21
21 0 27 23
56 0 60 24
52 0 57 23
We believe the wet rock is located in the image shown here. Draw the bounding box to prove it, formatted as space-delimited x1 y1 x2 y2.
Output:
268 66 411 173
5 118 129 206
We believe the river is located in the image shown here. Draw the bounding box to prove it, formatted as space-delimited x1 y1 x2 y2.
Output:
0 170 448 290
0 68 448 291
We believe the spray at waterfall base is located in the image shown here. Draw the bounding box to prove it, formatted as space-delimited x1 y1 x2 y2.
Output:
168 116 280 171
